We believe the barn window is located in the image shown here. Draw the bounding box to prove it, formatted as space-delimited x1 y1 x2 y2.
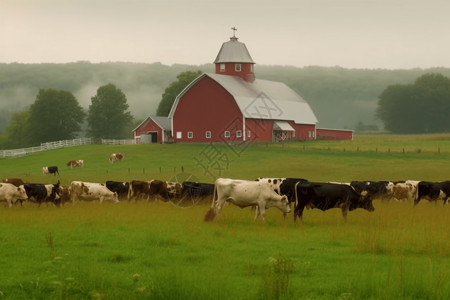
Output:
206 131 211 138
220 64 225 72
235 64 241 72
176 131 182 139
247 130 251 138
250 64 254 72
236 130 242 138
188 131 193 139
224 131 230 138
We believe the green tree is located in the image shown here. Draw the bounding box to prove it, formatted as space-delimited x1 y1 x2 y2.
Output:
5 110 31 148
27 89 86 144
156 70 202 116
377 73 450 133
87 83 133 139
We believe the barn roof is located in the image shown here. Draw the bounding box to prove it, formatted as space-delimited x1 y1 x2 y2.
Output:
169 73 318 125
214 37 255 64
132 116 171 132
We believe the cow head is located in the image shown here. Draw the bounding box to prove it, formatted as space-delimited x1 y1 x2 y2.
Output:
268 194 291 214
352 194 375 212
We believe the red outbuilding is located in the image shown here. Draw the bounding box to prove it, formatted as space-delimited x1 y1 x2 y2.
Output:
133 116 172 144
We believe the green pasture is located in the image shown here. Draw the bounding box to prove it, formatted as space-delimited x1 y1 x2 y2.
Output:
1 134 450 299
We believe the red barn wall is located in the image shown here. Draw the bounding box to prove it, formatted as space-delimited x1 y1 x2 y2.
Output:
316 128 353 140
135 120 163 143
244 119 273 141
173 77 243 142
290 123 316 141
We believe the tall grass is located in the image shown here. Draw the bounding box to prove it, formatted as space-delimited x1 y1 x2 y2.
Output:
1 135 450 299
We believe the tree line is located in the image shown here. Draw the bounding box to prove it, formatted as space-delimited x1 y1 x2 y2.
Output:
1 84 134 148
1 62 450 149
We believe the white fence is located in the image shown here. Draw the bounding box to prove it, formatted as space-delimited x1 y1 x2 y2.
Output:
101 139 137 145
0 138 93 159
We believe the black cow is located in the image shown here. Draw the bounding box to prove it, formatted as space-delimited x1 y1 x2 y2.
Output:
350 181 393 201
42 166 59 176
106 181 130 199
181 182 215 201
23 181 61 206
414 181 450 205
294 181 375 222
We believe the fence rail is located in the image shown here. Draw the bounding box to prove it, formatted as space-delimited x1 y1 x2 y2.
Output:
101 139 137 145
0 138 93 159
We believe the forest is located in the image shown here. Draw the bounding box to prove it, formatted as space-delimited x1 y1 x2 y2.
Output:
1 62 450 135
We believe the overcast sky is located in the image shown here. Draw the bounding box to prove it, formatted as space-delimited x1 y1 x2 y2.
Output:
1 0 449 69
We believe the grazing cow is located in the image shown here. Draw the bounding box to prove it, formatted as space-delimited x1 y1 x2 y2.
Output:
205 178 291 223
109 153 125 164
128 180 152 201
181 182 215 200
0 183 28 207
58 185 71 206
294 181 375 222
23 181 61 206
414 181 450 205
392 180 419 202
67 160 84 168
2 178 25 187
257 177 309 217
106 181 130 199
70 181 119 203
350 180 394 201
166 181 182 199
42 166 59 176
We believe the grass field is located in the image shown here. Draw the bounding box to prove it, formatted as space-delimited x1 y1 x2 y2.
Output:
1 134 450 299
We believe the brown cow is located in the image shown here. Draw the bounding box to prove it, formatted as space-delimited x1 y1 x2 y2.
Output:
2 178 25 187
109 153 125 164
67 160 84 168
149 180 170 201
128 180 151 201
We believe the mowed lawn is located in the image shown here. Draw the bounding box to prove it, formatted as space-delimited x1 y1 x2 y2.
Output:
1 134 450 299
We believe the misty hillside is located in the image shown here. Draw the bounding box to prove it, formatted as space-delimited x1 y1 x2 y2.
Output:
1 62 449 133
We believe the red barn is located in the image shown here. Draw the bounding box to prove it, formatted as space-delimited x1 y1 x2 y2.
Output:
133 116 172 144
169 34 321 143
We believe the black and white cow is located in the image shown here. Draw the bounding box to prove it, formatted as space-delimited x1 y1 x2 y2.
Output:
414 181 450 205
23 181 61 206
294 181 375 222
42 166 59 176
106 181 130 199
350 180 394 201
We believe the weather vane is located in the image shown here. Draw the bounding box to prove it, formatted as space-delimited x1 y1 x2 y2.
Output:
231 27 237 37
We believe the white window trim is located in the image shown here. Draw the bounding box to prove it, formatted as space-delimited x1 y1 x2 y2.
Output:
235 64 241 72
224 131 230 138
176 131 182 139
188 131 193 139
206 131 211 138
247 130 251 138
220 64 225 72
236 130 242 138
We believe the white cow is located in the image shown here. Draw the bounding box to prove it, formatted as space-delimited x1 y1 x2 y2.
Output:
0 183 28 207
205 178 291 223
392 180 419 202
70 181 119 203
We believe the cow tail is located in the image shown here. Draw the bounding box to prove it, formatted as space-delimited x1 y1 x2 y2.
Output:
128 184 133 201
204 183 217 222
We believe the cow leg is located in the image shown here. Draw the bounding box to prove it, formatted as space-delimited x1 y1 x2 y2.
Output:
341 206 349 221
254 206 260 221
294 205 305 222
257 204 266 223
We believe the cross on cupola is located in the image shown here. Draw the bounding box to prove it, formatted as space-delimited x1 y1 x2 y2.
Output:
231 27 237 38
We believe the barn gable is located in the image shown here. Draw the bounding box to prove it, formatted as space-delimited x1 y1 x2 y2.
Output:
169 73 318 125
